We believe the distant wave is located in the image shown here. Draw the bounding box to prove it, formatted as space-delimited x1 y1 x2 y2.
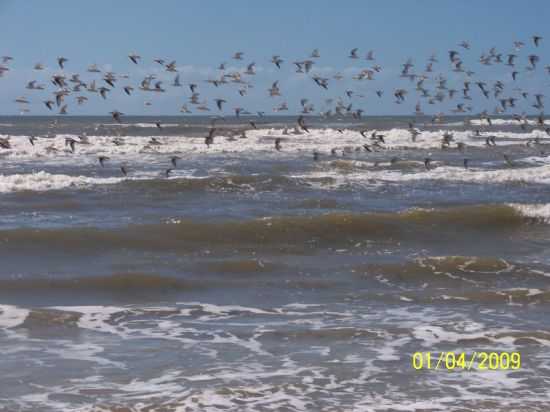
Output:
0 172 304 193
99 123 180 128
0 127 548 163
470 118 550 126
124 174 302 192
5 160 550 194
0 171 122 193
299 160 550 187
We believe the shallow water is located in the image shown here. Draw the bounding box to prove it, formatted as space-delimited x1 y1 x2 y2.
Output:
1 115 550 411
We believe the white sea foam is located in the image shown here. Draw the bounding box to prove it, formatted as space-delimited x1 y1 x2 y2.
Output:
2 301 549 411
295 161 550 188
46 342 126 368
99 122 181 128
0 304 30 328
509 203 550 222
0 127 547 163
470 118 550 126
0 171 123 193
0 127 547 193
49 305 129 336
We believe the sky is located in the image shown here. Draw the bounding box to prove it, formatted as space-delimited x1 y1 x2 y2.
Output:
0 0 549 116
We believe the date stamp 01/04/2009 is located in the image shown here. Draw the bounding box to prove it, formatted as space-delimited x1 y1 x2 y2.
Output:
411 352 521 371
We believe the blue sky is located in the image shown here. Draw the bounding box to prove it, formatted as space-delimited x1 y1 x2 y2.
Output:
0 0 548 116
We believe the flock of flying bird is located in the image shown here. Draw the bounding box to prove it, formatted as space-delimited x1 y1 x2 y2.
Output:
0 34 549 176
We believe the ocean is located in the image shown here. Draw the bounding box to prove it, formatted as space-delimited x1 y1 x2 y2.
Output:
0 115 549 411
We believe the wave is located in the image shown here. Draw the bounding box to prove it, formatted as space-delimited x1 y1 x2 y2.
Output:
387 164 550 185
203 259 282 274
0 171 122 193
356 255 538 285
470 118 550 126
0 304 30 328
0 273 220 293
351 254 550 304
124 174 301 193
99 122 181 128
361 255 514 277
302 160 550 187
259 327 380 341
1 127 549 192
0 260 285 294
0 205 541 253
6 162 550 195
9 163 550 195
431 289 550 305
1 127 547 163
0 172 304 194
508 203 550 223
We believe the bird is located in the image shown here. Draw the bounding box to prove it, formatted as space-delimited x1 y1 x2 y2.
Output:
297 116 310 133
87 64 101 73
245 62 256 75
170 156 180 167
26 80 44 90
128 53 141 64
514 41 525 50
103 74 116 88
99 87 109 99
110 110 123 123
28 135 37 146
205 128 215 147
215 98 226 111
57 56 68 69
65 137 77 153
14 97 30 104
312 76 329 89
268 81 281 97
0 31 546 198
424 158 432 170
0 137 11 149
165 61 177 72
98 156 110 167
154 81 165 92
271 55 283 69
